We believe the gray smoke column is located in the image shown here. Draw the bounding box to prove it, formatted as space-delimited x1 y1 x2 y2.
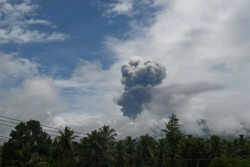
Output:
118 57 166 119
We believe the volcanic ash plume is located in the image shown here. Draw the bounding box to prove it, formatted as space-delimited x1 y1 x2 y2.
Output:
118 57 166 119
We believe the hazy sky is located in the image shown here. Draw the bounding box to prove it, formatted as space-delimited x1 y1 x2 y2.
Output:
0 0 250 138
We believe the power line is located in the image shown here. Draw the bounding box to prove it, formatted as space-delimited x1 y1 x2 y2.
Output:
0 115 20 122
0 115 87 136
0 121 81 142
0 122 15 128
0 136 9 139
0 139 7 142
0 125 80 143
0 136 8 142
0 118 19 125
0 121 81 139
0 115 86 135
0 119 60 134
40 127 61 134
0 123 63 138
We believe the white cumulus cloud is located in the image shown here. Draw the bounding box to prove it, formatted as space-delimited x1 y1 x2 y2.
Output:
0 0 67 43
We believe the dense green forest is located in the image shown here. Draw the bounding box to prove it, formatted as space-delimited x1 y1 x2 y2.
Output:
1 114 250 167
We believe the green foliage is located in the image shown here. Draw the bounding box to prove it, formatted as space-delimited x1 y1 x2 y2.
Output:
124 136 136 167
114 140 127 167
136 134 156 166
2 120 51 166
230 158 250 167
0 146 2 167
14 143 49 167
179 135 208 167
79 125 117 167
53 126 77 167
162 114 183 147
208 135 223 158
209 156 232 167
162 114 183 167
155 138 167 167
3 116 250 167
209 157 250 167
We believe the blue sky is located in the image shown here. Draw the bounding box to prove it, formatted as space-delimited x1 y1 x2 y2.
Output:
1 0 250 138
0 0 131 77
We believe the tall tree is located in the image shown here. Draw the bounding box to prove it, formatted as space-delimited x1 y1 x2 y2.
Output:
56 126 77 167
14 143 49 167
2 120 51 166
136 134 156 167
80 126 116 167
99 125 117 145
114 140 127 167
155 139 167 167
223 139 241 158
162 114 183 167
124 136 136 167
208 135 224 159
179 135 208 167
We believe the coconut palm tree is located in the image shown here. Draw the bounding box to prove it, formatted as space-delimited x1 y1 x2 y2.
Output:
124 136 136 167
114 140 128 167
136 134 156 167
223 139 241 158
15 143 49 167
99 125 117 144
57 126 77 167
155 139 167 167
208 135 224 159
80 126 116 167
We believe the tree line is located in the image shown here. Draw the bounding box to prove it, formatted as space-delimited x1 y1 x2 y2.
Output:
1 114 250 167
